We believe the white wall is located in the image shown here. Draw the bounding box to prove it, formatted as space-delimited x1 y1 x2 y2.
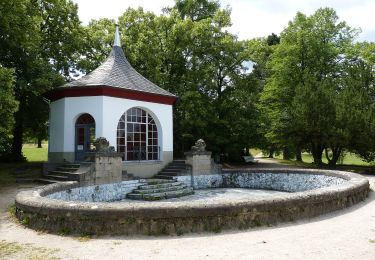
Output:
102 96 173 153
49 99 65 152
62 96 104 152
49 96 173 156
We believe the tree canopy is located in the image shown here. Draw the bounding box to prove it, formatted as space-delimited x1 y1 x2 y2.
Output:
0 1 374 165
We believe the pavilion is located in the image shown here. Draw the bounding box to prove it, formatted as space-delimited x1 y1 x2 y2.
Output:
44 25 177 177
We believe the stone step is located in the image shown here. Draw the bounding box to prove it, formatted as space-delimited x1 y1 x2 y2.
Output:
158 171 185 176
127 187 194 201
172 159 185 163
132 184 187 194
62 164 81 169
153 175 174 180
37 178 65 184
44 174 69 181
164 169 184 172
56 166 78 172
138 181 182 190
168 163 186 167
161 168 185 173
47 170 73 176
139 178 176 184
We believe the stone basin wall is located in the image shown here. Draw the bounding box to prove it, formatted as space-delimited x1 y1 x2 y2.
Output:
15 169 370 235
46 180 140 202
176 169 346 191
47 169 345 203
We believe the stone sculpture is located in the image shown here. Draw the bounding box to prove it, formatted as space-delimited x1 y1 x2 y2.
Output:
191 139 206 152
93 137 110 153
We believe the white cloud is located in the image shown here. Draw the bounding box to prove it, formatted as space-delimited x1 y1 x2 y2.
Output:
72 0 375 41
72 0 174 23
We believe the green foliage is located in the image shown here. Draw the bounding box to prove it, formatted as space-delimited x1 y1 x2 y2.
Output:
260 7 374 166
0 0 83 161
1 1 374 164
0 67 18 158
79 1 260 161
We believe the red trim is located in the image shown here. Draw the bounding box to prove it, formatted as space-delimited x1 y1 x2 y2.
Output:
44 86 178 105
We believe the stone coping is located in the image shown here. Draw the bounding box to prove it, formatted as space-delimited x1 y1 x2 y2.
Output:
15 169 370 235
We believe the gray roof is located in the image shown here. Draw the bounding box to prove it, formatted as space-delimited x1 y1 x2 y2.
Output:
62 46 176 98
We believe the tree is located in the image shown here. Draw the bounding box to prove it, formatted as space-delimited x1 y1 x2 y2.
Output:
261 8 359 166
0 67 18 158
340 43 375 163
80 1 260 160
246 35 280 158
0 0 83 161
175 0 220 21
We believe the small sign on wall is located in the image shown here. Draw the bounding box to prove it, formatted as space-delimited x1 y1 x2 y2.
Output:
77 145 84 150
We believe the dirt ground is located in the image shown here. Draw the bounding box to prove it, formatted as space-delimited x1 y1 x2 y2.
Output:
1 173 375 259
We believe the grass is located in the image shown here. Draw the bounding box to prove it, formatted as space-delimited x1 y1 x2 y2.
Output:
273 152 372 166
0 162 42 187
22 144 48 162
0 240 60 259
271 157 375 175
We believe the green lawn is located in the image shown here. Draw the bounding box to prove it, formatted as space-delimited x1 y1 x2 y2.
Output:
302 153 370 166
251 147 372 166
22 144 48 162
274 152 372 166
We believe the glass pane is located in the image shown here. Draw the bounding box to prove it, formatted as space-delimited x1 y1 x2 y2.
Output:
77 128 84 145
127 123 133 133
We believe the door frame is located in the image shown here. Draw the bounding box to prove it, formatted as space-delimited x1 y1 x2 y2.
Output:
75 123 95 161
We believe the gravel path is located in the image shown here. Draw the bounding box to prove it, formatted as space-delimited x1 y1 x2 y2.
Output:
1 175 374 259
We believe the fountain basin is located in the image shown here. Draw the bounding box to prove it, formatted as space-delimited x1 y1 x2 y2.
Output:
15 169 369 235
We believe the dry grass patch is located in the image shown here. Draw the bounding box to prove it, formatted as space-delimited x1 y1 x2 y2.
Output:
0 240 60 260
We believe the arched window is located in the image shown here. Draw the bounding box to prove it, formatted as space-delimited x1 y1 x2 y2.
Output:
117 108 159 161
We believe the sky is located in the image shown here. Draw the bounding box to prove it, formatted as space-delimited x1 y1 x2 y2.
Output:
72 0 375 42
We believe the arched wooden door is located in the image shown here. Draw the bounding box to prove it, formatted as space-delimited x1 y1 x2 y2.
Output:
75 113 95 161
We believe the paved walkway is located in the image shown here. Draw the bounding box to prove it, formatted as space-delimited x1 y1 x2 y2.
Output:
0 162 375 259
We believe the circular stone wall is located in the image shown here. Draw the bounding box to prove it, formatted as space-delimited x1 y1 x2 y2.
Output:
15 169 369 236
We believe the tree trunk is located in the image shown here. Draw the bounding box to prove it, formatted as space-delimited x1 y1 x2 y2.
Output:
325 147 342 167
11 108 25 161
37 137 42 148
283 147 291 160
268 147 275 158
296 147 302 162
311 142 324 166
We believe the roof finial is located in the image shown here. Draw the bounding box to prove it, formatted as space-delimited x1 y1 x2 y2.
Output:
114 24 121 47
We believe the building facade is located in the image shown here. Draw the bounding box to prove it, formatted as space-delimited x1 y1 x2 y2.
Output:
45 26 177 178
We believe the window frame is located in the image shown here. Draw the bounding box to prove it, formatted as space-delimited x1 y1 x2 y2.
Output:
117 108 159 161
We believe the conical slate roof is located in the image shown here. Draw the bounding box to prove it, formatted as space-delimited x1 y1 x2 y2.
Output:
62 26 175 98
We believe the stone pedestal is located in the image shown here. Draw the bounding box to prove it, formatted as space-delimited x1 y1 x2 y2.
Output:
184 139 221 176
83 137 123 184
91 153 123 184
185 151 214 175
